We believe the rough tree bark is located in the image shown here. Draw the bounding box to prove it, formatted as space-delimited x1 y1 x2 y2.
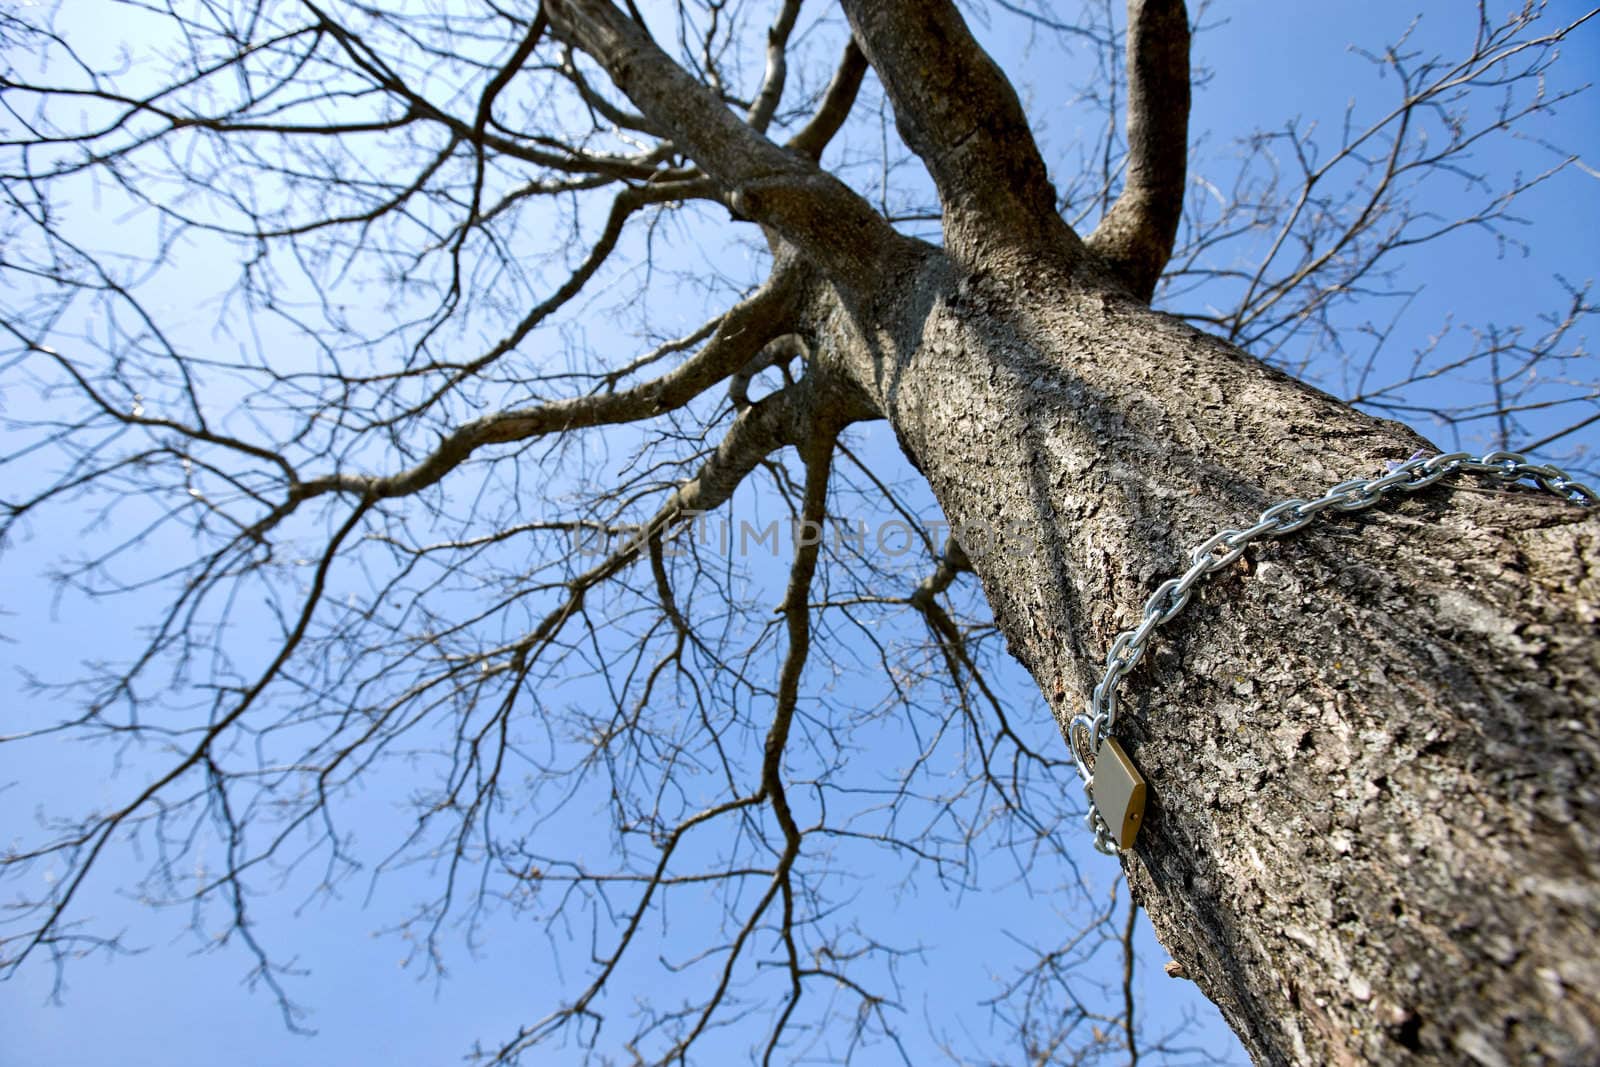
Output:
548 1 1600 1063
825 240 1600 1067
8 1 1595 1062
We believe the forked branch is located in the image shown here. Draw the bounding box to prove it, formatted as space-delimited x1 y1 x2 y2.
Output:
545 0 906 290
838 0 1077 257
297 254 809 503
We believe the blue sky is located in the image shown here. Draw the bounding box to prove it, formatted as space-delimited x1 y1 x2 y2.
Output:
2 2 1597 1064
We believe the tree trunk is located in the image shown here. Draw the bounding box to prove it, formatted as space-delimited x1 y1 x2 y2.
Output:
539 2 1600 1058
824 247 1600 1065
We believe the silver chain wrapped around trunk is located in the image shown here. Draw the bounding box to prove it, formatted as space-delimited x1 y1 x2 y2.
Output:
1076 449 1600 856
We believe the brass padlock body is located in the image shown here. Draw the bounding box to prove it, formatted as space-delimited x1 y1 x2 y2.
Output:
1092 737 1147 850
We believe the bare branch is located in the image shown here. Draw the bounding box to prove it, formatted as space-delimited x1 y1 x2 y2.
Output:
546 0 907 290
786 40 868 163
299 253 810 503
838 0 1079 257
1123 896 1140 1066
745 0 804 134
1087 0 1192 301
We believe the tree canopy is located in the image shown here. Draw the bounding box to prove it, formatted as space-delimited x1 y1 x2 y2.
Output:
2 1 1597 1063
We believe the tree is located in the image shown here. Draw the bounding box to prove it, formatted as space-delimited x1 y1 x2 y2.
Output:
2 1 1598 1063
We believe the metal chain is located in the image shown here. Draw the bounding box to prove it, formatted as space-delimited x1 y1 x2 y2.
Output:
1074 449 1599 855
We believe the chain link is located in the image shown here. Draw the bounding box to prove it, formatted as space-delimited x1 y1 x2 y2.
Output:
1076 449 1599 855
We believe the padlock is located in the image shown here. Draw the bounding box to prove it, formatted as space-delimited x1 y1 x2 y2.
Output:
1091 737 1146 851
